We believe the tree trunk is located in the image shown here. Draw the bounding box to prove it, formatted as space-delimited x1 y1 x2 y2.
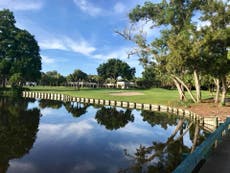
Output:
1 75 6 88
171 75 197 103
220 76 227 106
168 119 184 141
194 70 201 103
214 78 220 103
172 78 186 101
191 123 200 153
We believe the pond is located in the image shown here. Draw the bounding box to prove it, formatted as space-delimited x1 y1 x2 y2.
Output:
0 97 210 173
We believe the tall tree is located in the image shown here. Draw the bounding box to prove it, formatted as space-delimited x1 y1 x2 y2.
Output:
67 69 88 82
119 0 229 103
200 0 230 105
121 0 203 102
97 58 135 83
0 9 41 87
67 69 88 90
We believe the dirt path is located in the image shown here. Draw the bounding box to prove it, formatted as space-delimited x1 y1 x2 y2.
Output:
187 102 230 122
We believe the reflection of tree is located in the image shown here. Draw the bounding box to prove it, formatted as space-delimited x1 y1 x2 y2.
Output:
141 110 178 129
64 102 89 117
0 97 40 173
39 99 63 109
189 123 207 153
120 118 208 173
95 107 134 130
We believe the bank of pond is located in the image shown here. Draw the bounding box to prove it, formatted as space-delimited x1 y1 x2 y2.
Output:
0 96 211 173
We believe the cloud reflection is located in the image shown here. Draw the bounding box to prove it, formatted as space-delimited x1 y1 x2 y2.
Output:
38 119 94 142
71 161 96 173
8 161 37 173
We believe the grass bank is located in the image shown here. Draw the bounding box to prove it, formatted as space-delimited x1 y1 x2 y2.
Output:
27 86 212 106
0 87 23 97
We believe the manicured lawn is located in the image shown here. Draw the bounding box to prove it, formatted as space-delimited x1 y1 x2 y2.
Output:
27 86 212 105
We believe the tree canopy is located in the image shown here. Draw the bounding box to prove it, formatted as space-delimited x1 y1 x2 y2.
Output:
97 58 135 83
0 9 41 87
121 0 230 104
67 69 88 82
40 71 66 86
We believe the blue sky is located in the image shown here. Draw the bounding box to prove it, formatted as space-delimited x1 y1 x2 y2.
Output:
0 0 160 77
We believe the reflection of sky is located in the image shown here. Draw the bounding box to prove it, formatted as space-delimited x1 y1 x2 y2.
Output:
8 101 198 173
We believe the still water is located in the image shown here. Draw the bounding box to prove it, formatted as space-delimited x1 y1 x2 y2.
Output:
0 97 209 173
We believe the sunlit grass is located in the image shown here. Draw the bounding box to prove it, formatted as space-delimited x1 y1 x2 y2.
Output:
27 86 213 105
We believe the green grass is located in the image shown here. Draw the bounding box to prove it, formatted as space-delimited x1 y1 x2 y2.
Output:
27 86 213 106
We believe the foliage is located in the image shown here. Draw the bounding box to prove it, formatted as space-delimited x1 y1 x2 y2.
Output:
122 0 229 104
8 73 23 88
97 58 135 82
95 107 134 130
0 9 41 87
0 97 40 172
137 64 162 88
40 71 66 86
64 102 89 117
67 69 88 82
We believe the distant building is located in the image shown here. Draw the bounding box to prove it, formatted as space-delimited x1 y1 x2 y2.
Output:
103 81 136 89
25 82 37 86
67 81 97 88
116 81 135 89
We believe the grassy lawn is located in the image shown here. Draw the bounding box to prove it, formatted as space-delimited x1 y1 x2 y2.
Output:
27 86 213 105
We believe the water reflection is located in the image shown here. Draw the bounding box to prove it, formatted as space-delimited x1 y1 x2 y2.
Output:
0 97 40 173
64 102 89 118
120 111 208 173
95 107 134 130
141 110 178 129
1 97 210 173
39 99 62 109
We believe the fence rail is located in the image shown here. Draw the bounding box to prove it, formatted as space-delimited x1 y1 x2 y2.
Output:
173 117 230 173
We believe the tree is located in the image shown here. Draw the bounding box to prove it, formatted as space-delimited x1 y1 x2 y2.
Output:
0 97 40 172
40 71 66 86
97 58 135 84
199 0 230 105
97 58 136 83
67 69 88 90
119 0 229 104
137 64 160 88
95 107 134 130
119 1 203 102
0 9 41 87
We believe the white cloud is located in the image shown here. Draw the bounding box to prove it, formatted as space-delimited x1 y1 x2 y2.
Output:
41 55 55 65
39 36 96 56
92 47 131 61
73 0 102 16
0 0 43 11
65 37 96 56
114 2 126 14
39 39 67 51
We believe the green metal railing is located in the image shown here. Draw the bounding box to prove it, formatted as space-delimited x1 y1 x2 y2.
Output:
173 117 230 173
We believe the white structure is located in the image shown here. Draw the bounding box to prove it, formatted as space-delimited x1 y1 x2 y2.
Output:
25 82 37 86
116 81 135 89
68 81 97 88
103 81 136 89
